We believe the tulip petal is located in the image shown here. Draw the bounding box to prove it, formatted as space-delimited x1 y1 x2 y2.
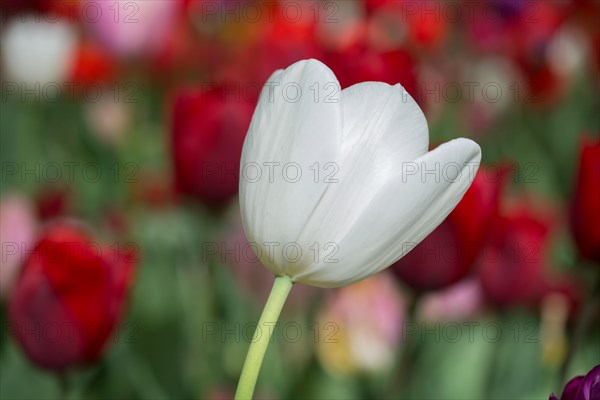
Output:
294 138 481 287
285 82 429 278
340 82 428 165
240 59 343 276
562 375 584 400
576 365 600 400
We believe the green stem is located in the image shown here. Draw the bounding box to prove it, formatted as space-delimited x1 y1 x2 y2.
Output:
235 276 293 400
56 372 68 400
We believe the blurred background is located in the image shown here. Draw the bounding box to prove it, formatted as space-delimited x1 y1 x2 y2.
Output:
1 0 599 399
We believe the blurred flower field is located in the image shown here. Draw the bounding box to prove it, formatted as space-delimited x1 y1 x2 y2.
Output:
0 1 599 399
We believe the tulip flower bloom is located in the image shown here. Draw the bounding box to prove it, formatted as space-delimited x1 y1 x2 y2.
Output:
550 365 600 400
172 88 254 207
83 0 179 58
1 16 77 86
8 221 137 370
570 136 600 263
235 59 480 399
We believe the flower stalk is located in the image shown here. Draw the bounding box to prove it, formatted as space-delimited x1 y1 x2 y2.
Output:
235 276 294 400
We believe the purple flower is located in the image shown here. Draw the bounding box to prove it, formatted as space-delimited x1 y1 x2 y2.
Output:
551 365 600 400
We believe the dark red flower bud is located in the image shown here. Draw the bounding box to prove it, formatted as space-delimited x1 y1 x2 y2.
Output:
478 208 549 308
36 185 71 221
393 167 506 291
570 136 600 263
0 0 59 19
8 221 137 370
171 88 254 207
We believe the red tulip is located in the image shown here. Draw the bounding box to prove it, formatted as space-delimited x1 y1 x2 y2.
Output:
517 56 566 107
69 41 116 85
570 136 600 263
246 2 323 85
392 167 506 291
324 47 417 99
478 207 550 308
171 88 254 207
8 221 137 370
405 1 448 51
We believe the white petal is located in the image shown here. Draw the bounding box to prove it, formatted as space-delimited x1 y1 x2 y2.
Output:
340 82 428 165
240 59 343 276
294 138 481 287
286 82 428 277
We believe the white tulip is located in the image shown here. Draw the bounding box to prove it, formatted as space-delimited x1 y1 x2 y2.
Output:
235 59 481 399
1 16 77 86
239 59 481 288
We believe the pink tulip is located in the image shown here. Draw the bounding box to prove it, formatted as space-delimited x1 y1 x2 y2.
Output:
83 0 180 58
316 272 405 375
0 193 37 299
417 278 484 322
